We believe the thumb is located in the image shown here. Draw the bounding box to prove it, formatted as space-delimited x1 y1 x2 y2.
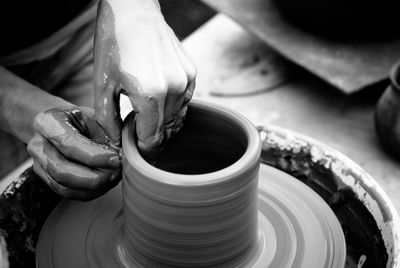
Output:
119 72 166 159
135 98 165 159
94 79 122 146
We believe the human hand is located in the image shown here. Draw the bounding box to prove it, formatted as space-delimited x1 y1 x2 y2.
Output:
27 106 121 201
94 0 196 158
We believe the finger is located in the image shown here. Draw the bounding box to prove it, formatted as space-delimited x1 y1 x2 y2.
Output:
77 106 120 149
119 73 166 156
163 79 187 140
34 110 121 168
29 134 120 191
182 79 195 106
171 105 188 137
169 80 195 138
32 162 106 201
135 97 166 157
94 78 122 146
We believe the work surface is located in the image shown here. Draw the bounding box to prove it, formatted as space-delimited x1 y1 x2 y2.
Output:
182 14 400 212
201 0 400 93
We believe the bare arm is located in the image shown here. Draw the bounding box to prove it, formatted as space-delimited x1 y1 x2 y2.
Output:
0 67 121 200
0 66 69 143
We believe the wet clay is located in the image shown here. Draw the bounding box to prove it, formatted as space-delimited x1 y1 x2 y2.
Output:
258 126 391 267
36 101 346 267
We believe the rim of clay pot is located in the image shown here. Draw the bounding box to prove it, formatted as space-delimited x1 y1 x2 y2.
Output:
391 61 400 91
122 99 261 186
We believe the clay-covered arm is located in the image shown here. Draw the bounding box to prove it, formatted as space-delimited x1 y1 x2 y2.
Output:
94 0 197 159
0 67 121 200
0 66 69 143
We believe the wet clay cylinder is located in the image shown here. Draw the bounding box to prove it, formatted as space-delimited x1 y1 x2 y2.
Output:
120 100 262 267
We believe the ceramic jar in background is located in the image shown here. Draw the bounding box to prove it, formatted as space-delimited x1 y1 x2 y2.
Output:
375 61 400 158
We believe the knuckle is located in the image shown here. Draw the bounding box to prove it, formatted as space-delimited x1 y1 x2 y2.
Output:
27 136 42 158
187 64 197 82
137 77 167 98
27 140 35 156
86 173 106 191
148 85 168 99
33 113 46 130
49 180 69 197
168 76 188 95
169 71 188 87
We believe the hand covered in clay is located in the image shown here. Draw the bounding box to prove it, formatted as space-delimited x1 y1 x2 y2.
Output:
27 106 121 201
94 0 196 158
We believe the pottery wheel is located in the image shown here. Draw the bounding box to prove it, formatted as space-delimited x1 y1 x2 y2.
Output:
36 164 345 268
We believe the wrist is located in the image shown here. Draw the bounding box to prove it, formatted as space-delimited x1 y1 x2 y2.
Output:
101 0 160 11
0 67 73 143
102 0 163 23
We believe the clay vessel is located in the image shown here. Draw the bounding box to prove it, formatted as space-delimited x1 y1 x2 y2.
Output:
375 61 400 159
120 100 262 267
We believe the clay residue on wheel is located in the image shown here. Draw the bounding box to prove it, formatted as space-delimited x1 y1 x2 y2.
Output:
0 168 60 267
257 126 392 267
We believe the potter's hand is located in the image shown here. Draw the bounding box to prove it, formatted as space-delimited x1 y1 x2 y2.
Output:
94 0 196 158
27 107 121 201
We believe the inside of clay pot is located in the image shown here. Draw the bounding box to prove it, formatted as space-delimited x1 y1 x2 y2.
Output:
152 106 247 174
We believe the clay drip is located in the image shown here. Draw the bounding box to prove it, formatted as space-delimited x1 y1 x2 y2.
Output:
120 103 261 266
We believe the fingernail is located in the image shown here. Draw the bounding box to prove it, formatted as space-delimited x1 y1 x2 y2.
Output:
108 155 121 167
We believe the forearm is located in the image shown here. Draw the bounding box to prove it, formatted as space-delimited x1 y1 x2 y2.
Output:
101 0 163 28
0 67 71 143
104 0 161 13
